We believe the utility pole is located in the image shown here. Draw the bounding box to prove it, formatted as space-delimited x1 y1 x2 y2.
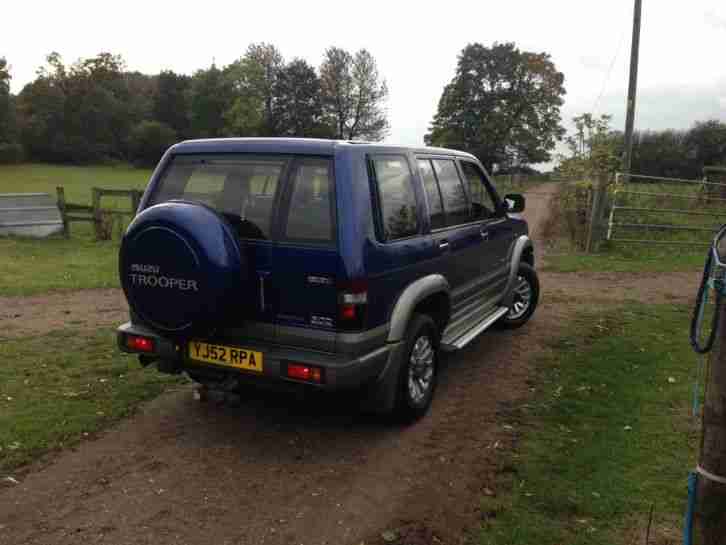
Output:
621 0 642 177
694 238 726 544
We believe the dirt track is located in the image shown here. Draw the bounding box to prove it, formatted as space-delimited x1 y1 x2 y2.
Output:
0 184 699 545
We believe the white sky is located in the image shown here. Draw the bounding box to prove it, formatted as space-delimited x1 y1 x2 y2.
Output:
5 0 726 165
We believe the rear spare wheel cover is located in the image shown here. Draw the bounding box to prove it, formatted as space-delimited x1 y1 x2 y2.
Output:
120 201 244 334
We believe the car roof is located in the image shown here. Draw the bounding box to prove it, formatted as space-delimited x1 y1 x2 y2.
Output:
170 137 478 160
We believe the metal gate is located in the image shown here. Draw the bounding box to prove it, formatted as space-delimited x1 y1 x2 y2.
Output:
0 193 63 238
606 173 726 247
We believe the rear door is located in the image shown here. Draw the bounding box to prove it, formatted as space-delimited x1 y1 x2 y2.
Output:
422 157 483 299
272 157 339 352
149 154 289 343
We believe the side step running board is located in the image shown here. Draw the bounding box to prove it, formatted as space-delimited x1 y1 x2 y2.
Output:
440 306 509 351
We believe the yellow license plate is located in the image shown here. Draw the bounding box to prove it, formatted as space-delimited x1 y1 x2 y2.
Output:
188 341 263 373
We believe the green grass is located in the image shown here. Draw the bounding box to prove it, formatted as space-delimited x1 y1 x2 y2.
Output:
0 162 152 206
0 327 184 472
0 237 119 296
0 163 152 294
479 304 698 544
544 248 705 273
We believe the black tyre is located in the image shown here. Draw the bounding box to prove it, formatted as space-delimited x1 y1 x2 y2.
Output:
498 263 539 329
393 313 439 422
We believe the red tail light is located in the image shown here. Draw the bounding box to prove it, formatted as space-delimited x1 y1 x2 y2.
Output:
286 363 324 384
125 334 154 353
337 279 368 330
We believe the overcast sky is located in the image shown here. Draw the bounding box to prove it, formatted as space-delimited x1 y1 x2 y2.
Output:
5 0 726 165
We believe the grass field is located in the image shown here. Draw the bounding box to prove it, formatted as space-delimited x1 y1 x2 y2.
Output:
544 248 705 273
0 163 152 206
0 237 119 296
0 164 153 294
0 327 184 472
479 303 697 544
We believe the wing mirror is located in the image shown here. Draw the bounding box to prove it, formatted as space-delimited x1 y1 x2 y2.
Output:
504 193 525 213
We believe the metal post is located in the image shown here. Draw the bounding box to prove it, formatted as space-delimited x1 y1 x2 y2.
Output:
606 173 620 241
695 293 726 543
56 186 69 238
622 0 642 176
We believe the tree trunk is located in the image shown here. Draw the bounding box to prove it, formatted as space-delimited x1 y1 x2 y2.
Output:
695 302 726 544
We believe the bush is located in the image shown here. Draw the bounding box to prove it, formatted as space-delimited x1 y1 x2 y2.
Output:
128 121 177 167
541 182 592 251
0 142 24 164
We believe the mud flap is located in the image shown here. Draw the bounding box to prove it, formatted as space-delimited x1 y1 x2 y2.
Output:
360 341 405 414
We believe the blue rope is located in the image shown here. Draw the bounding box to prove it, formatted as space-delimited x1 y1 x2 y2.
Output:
684 472 698 545
693 355 704 418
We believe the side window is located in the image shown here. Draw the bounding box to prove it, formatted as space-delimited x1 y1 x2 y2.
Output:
460 161 499 220
371 155 420 241
418 159 445 230
432 159 470 227
284 158 335 243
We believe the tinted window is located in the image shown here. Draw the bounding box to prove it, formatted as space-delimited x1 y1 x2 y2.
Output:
432 159 470 227
418 159 445 230
460 161 499 220
372 156 419 241
284 158 335 243
151 154 288 240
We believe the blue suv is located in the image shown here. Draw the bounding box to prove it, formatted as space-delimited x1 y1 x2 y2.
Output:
117 138 539 421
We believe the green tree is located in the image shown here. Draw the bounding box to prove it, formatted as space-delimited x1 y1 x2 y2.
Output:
189 63 235 138
225 43 283 136
0 57 22 163
557 113 623 178
320 47 388 140
685 120 726 171
425 42 565 171
18 52 140 163
128 120 177 166
153 70 191 139
0 56 15 143
275 59 330 137
631 129 694 179
557 113 621 178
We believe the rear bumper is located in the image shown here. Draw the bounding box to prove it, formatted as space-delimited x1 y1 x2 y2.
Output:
117 322 397 391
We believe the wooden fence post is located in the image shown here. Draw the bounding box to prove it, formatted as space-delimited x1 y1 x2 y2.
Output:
56 186 69 238
585 173 609 253
695 288 726 544
92 187 102 240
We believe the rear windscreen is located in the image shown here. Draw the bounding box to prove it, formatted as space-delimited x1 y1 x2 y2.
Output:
150 154 335 243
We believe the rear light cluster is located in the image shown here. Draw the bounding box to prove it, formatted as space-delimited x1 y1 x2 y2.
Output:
285 362 324 384
125 334 155 353
338 279 368 330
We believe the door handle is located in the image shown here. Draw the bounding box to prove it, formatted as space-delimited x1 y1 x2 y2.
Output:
480 229 489 239
438 240 450 250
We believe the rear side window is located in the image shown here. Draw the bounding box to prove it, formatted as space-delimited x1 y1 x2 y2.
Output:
460 161 499 220
371 155 420 241
151 154 289 240
432 159 470 227
418 159 445 230
283 158 335 243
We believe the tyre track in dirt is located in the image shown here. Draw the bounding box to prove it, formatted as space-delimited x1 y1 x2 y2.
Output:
0 183 700 545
